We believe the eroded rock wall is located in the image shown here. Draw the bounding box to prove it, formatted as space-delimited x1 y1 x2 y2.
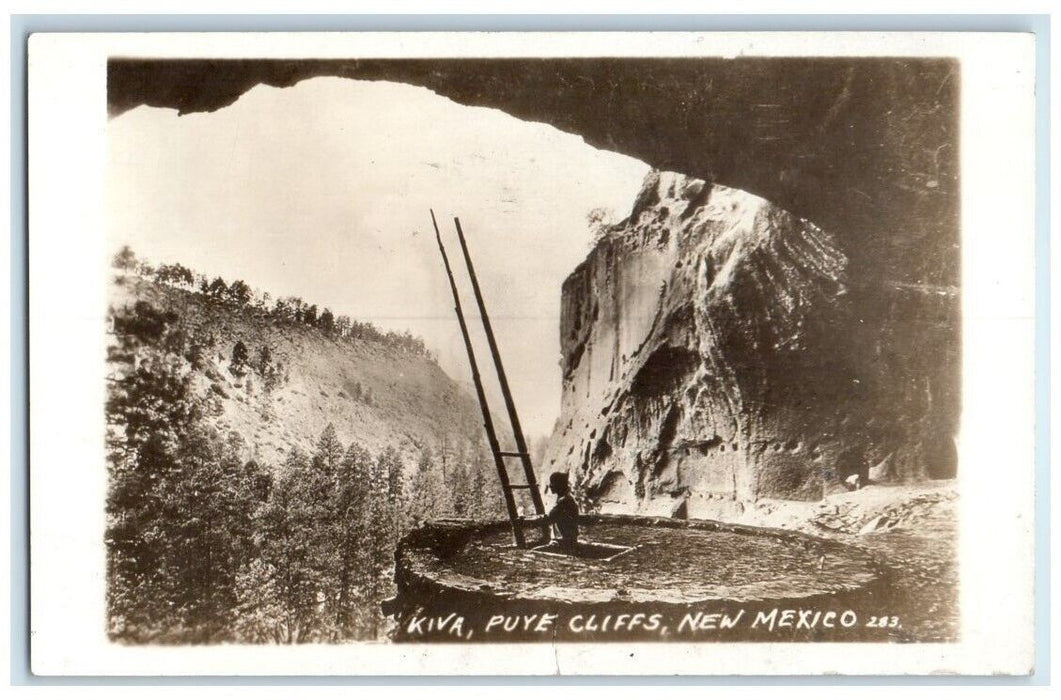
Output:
544 171 958 519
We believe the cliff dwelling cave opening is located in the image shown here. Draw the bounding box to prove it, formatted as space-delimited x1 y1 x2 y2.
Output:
630 346 700 398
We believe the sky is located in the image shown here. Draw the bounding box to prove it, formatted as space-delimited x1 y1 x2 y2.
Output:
108 77 651 438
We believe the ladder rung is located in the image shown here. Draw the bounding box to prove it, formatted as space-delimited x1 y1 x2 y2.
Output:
505 484 535 490
499 451 529 458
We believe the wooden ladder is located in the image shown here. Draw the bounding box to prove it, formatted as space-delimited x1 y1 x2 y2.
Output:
430 210 549 548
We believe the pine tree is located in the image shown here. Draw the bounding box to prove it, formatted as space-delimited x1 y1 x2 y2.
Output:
112 245 138 270
257 345 273 377
469 437 503 520
363 448 405 639
408 446 440 525
470 460 491 520
165 426 260 641
336 441 373 637
254 447 329 643
449 457 470 517
381 446 407 539
207 277 228 299
319 308 335 334
228 279 252 306
229 340 250 376
313 424 344 480
298 426 346 641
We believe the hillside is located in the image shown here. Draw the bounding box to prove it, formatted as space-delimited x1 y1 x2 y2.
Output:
104 263 506 644
109 273 485 467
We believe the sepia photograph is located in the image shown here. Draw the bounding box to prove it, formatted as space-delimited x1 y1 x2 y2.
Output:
26 30 1037 676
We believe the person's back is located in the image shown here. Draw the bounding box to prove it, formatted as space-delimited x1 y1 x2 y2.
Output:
521 471 580 548
523 471 578 549
549 491 579 546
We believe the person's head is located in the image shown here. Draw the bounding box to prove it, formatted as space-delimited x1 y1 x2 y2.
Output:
546 471 570 497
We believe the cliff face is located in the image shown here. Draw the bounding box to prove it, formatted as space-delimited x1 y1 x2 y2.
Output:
544 171 958 519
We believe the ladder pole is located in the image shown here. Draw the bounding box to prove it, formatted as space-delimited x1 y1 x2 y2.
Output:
430 210 525 547
452 217 549 526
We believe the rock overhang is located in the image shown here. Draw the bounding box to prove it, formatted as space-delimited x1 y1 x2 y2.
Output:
107 56 959 289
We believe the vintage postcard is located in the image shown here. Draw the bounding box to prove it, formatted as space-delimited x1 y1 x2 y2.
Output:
27 31 1037 675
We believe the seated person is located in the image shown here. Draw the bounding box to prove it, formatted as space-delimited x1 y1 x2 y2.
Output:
523 471 579 549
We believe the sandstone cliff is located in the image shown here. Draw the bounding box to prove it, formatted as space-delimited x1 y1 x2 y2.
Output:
544 171 958 519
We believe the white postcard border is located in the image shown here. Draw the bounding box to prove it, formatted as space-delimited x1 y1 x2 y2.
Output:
27 31 1037 676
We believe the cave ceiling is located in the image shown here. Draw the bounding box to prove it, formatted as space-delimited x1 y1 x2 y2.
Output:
109 57 959 286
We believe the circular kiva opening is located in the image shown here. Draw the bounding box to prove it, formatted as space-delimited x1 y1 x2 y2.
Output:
397 514 880 607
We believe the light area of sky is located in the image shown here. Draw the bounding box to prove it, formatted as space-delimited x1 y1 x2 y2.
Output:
108 77 651 438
